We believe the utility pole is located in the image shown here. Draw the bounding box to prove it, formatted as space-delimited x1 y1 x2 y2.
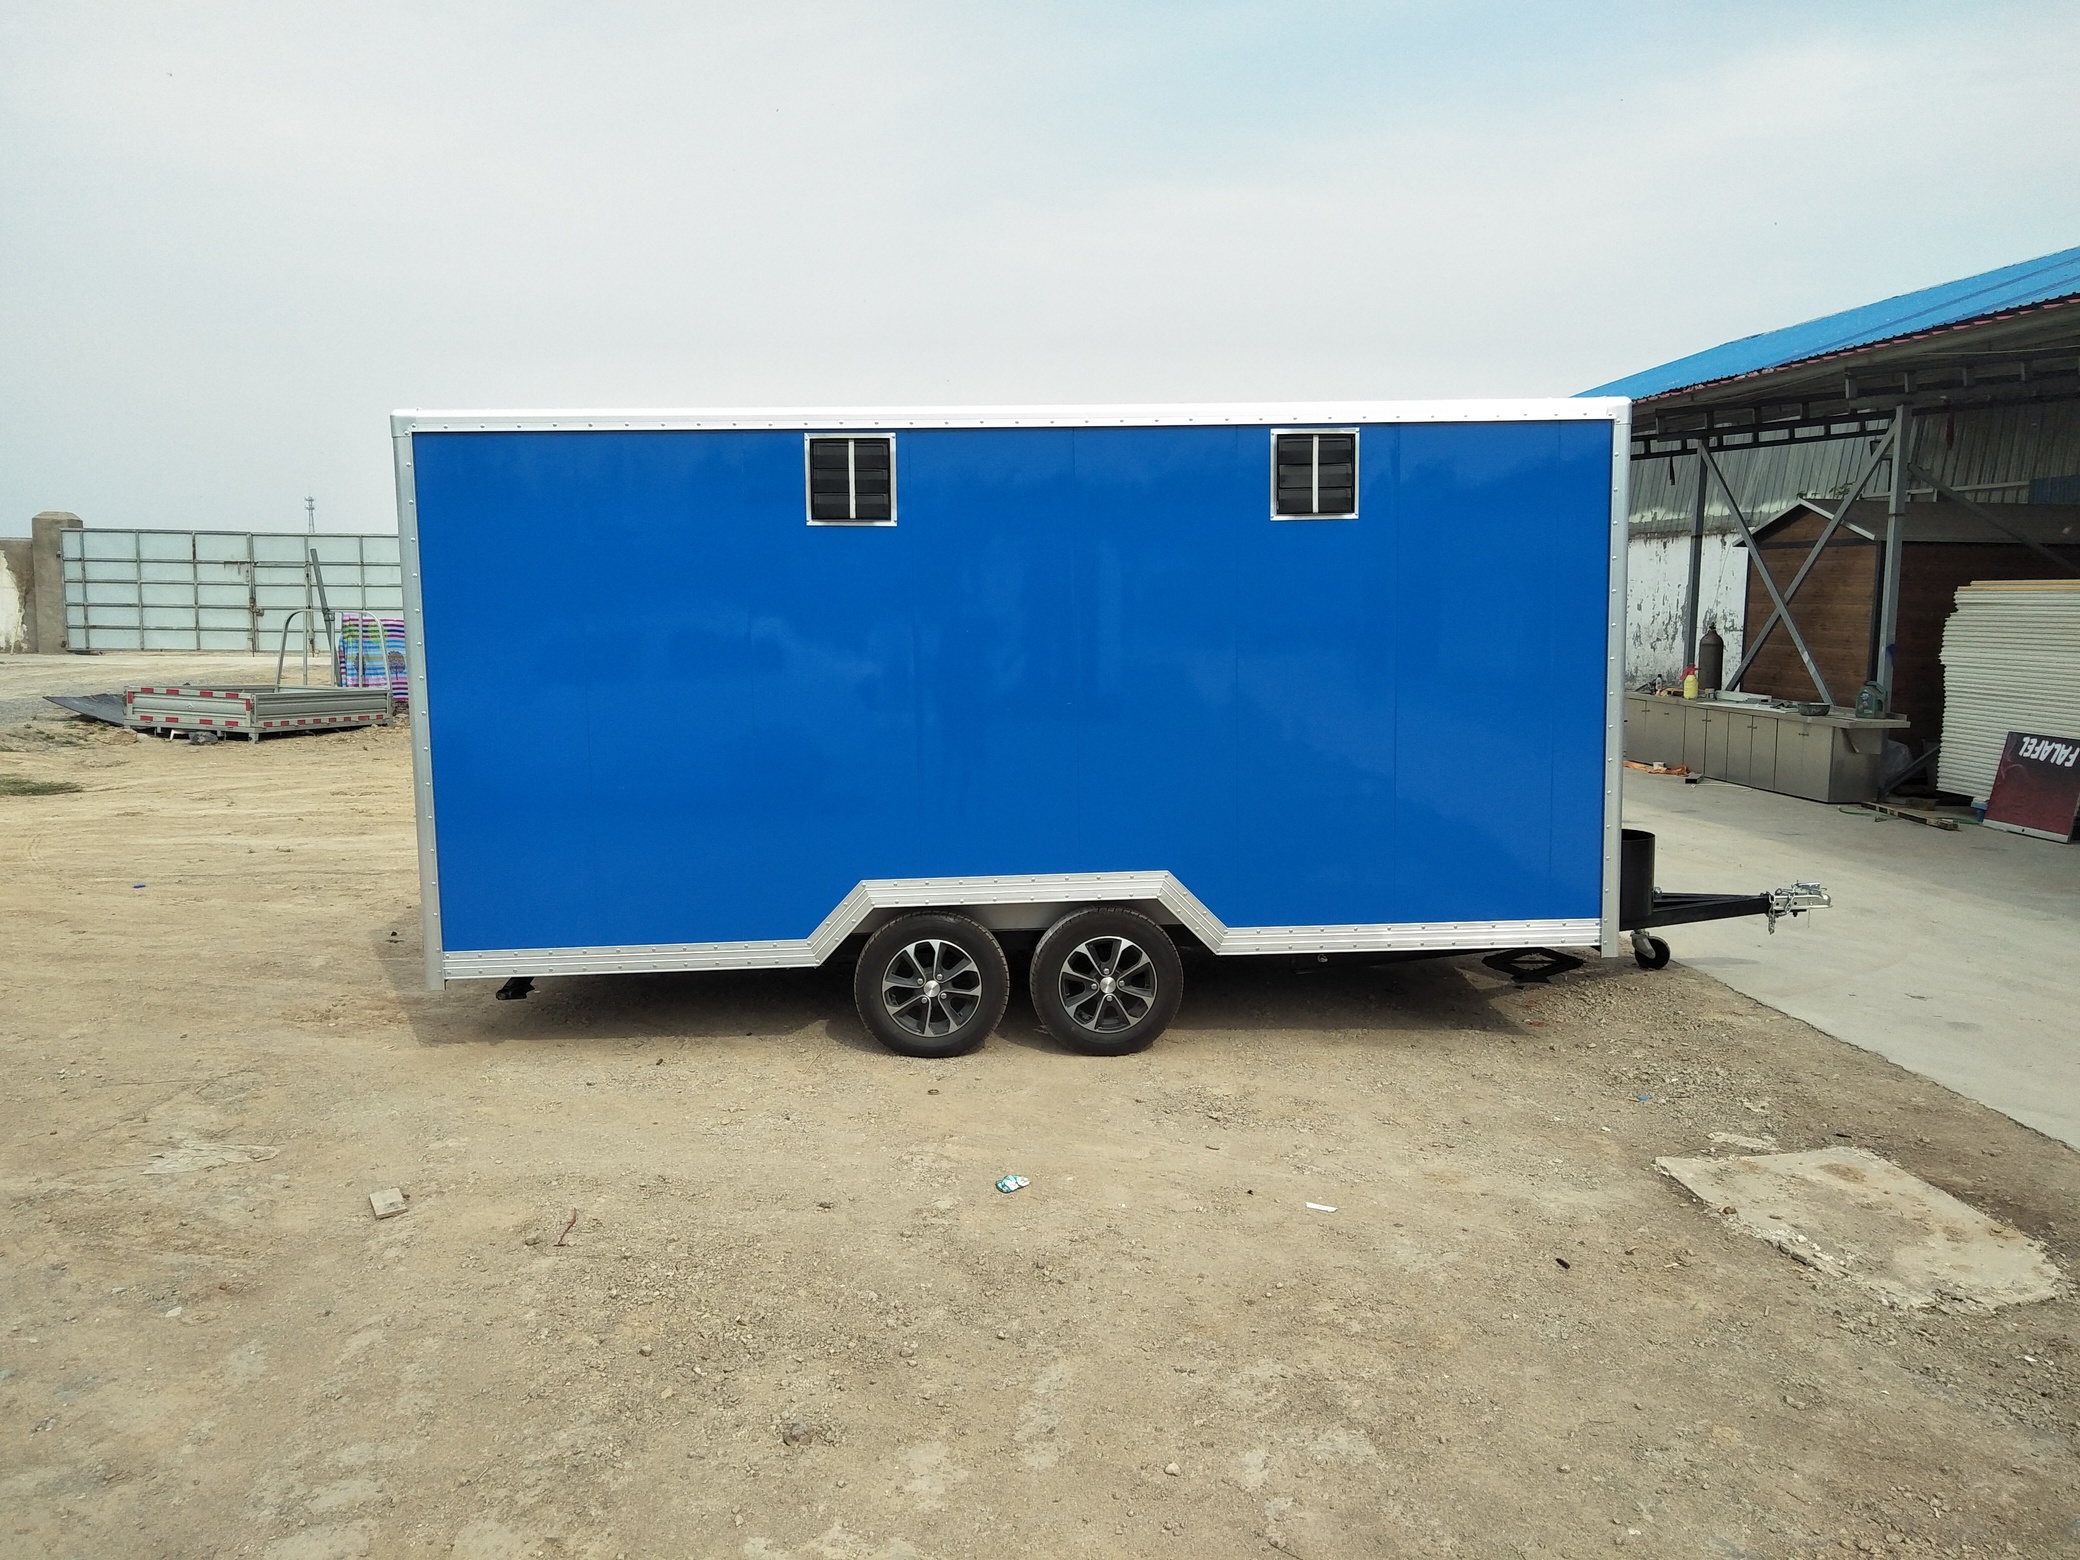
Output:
305 496 316 535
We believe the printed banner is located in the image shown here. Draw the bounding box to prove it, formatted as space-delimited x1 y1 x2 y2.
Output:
1983 731 2080 842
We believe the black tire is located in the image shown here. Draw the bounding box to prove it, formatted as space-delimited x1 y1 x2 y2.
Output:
1030 907 1183 1056
853 912 1009 1059
1634 935 1671 971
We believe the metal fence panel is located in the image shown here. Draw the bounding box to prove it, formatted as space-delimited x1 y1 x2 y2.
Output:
60 528 406 652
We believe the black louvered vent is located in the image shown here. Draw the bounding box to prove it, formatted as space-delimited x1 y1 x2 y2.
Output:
808 437 893 522
1273 432 1357 517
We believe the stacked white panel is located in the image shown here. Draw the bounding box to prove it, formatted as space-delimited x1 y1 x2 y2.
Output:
1937 581 2080 803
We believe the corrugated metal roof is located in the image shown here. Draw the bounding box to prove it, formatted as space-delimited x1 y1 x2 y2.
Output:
1583 245 2080 402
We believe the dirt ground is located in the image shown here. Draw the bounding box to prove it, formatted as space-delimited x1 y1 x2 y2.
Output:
3 704 2077 1560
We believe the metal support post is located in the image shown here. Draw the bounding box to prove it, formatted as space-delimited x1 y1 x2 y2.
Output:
1680 445 1706 671
1874 407 1912 706
1727 426 1897 690
1700 445 1835 706
300 554 314 687
308 549 338 676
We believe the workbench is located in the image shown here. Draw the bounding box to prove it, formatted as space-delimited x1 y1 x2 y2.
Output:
1625 692 1909 804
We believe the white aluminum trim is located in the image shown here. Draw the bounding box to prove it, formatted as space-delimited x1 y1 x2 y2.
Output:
391 400 1629 436
439 872 1600 980
445 941 822 977
1215 919 1600 956
393 429 445 991
1601 400 1632 958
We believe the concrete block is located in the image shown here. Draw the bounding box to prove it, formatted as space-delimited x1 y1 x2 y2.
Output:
29 511 81 653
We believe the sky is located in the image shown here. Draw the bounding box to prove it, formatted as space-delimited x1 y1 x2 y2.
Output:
2 2 2076 536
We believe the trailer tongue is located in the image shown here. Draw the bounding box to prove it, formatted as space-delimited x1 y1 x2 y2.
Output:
1618 826 1829 970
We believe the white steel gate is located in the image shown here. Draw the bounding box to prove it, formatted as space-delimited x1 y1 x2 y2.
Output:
60 530 404 652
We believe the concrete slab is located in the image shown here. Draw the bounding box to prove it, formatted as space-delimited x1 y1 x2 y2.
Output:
1656 1146 2062 1310
1626 773 2080 1150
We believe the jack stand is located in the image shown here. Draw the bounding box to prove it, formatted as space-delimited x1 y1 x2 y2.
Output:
1481 948 1585 985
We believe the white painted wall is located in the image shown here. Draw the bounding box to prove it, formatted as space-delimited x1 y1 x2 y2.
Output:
0 544 28 652
1625 530 1745 687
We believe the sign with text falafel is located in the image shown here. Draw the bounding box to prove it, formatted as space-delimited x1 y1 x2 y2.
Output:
1983 731 2080 842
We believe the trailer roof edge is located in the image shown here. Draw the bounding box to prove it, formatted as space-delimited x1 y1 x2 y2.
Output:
389 399 1629 435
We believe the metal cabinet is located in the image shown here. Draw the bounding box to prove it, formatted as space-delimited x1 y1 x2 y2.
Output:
1773 718 1832 801
1625 694 1906 804
1627 696 1686 770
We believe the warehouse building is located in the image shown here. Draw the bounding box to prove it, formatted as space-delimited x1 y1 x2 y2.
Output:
1592 245 2080 735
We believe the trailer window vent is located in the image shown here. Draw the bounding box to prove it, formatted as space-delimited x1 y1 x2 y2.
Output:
807 436 895 524
1272 430 1358 519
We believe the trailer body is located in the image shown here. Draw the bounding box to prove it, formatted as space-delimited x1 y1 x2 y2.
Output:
394 402 1629 992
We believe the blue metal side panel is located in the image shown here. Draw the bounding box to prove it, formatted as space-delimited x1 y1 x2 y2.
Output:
902 426 1247 890
1223 422 1610 926
1385 422 1610 922
412 420 1611 953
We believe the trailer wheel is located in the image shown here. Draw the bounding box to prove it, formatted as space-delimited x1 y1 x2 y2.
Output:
855 913 1009 1059
1030 907 1183 1056
1632 932 1671 971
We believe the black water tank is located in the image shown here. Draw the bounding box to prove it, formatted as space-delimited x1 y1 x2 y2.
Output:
1620 828 1655 930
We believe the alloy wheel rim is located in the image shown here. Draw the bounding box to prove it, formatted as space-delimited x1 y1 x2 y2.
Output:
881 938 984 1037
1058 936 1157 1033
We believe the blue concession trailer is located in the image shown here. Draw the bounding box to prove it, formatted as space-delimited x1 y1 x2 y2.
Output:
394 400 1636 1057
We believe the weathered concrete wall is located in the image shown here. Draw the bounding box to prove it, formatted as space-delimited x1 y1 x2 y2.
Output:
29 512 81 653
0 537 32 652
1625 530 1746 688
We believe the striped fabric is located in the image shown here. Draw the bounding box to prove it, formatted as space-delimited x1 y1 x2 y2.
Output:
337 614 409 704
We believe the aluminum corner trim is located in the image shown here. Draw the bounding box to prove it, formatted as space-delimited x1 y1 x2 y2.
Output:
1601 399 1632 959
393 428 444 991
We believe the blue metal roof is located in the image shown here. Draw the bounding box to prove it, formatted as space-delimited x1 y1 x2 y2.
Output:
1582 244 2080 401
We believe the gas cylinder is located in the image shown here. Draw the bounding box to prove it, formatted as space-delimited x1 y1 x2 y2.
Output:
1696 625 1724 692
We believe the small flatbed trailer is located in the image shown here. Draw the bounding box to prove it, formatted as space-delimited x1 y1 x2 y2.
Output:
124 684 395 740
394 400 1824 1055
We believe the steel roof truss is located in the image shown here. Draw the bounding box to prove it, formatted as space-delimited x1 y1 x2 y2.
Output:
1906 465 2080 580
1701 443 1836 706
1724 423 1901 695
